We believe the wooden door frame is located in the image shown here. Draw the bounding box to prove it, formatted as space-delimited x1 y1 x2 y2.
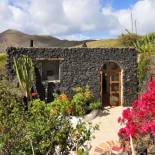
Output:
100 61 122 107
100 69 104 109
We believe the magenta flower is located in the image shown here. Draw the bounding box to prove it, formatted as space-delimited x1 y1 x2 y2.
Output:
118 79 155 148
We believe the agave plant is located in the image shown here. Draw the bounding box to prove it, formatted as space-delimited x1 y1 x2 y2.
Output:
133 33 155 91
134 34 155 53
13 55 34 100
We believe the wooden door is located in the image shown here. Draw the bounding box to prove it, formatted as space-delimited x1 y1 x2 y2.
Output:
109 63 121 106
100 62 121 107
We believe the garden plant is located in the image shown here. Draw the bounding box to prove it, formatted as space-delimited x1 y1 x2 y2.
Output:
0 79 98 155
13 55 34 101
50 85 100 116
118 80 155 154
134 33 155 92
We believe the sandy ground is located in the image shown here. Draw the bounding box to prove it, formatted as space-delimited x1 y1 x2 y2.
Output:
89 106 125 155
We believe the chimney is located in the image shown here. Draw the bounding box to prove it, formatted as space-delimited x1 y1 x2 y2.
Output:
30 40 34 47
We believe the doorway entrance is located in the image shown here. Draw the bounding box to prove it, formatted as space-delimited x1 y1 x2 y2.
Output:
100 62 122 107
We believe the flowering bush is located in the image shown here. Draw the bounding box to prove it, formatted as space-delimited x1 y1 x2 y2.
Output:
50 94 72 115
0 96 96 154
50 85 100 116
118 80 155 153
0 80 97 154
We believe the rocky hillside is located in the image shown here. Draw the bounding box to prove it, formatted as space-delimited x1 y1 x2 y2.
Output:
0 29 91 52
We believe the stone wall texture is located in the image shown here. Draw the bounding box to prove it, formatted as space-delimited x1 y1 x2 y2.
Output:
6 47 137 106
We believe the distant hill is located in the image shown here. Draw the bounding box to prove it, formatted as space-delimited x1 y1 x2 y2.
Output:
0 29 93 52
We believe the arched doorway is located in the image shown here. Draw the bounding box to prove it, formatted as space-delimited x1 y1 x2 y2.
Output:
100 62 122 107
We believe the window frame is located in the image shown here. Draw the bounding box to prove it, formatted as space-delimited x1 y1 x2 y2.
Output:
35 57 64 83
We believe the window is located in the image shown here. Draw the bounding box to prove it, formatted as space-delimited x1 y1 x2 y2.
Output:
42 60 60 82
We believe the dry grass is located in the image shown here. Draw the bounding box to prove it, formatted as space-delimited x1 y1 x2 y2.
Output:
75 39 125 48
0 53 6 75
87 39 125 48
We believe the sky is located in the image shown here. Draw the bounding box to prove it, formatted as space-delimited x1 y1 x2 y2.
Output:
0 0 155 40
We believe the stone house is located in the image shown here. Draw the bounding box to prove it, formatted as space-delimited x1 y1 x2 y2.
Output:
7 47 137 106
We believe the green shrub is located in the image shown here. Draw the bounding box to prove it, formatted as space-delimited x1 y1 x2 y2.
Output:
134 34 155 53
134 34 155 92
25 100 73 155
0 53 6 77
0 81 96 154
0 98 72 154
137 53 150 92
119 33 141 47
71 85 94 116
50 93 72 115
0 79 25 154
88 102 100 110
51 85 100 116
70 120 99 154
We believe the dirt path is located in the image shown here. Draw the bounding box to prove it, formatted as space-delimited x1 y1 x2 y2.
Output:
89 106 125 155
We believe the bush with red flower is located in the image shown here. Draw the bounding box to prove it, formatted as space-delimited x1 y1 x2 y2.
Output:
118 80 155 154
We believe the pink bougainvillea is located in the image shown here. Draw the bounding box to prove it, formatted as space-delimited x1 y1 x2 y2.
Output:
118 79 155 151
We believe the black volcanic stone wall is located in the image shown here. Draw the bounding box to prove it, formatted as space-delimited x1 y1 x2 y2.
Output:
6 47 137 106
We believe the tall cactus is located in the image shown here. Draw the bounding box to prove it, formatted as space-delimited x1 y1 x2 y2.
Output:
13 55 34 100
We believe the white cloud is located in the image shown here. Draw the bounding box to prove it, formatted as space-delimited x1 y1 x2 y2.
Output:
0 0 155 39
0 0 29 31
0 0 119 39
0 1 13 31
105 0 155 36
63 0 119 33
60 34 90 41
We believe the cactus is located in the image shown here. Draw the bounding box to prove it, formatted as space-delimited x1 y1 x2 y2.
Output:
13 55 34 100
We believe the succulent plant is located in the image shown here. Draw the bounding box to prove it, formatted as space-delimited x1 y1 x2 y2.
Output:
13 55 34 100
